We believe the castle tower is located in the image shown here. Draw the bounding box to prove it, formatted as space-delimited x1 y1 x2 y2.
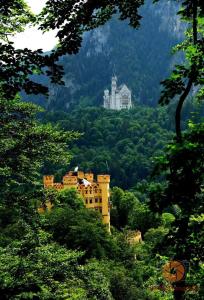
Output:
111 76 117 109
97 175 110 232
103 89 110 109
111 76 117 93
43 175 54 188
77 171 85 179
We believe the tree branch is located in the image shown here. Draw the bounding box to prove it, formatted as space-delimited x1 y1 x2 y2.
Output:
175 0 198 142
175 77 193 142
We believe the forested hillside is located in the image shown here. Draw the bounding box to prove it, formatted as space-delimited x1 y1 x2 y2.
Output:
43 106 173 188
1 0 203 299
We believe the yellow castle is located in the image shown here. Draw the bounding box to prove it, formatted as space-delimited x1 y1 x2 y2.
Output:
43 170 111 231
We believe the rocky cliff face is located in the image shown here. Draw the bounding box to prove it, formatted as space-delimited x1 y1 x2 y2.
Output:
30 0 185 111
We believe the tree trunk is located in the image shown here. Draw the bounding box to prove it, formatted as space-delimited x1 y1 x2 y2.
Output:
175 78 193 142
175 0 197 142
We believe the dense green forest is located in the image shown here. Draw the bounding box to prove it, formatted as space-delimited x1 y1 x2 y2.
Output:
0 0 204 300
43 106 173 188
43 101 203 189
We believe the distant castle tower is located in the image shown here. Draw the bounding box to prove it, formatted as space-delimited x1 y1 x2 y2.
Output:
103 76 132 110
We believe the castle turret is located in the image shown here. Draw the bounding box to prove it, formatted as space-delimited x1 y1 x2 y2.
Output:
43 175 54 188
111 76 117 109
111 76 117 94
77 171 84 179
103 89 110 108
97 175 110 232
85 173 94 182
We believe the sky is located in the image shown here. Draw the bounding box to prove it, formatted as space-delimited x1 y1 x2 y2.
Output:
12 0 58 51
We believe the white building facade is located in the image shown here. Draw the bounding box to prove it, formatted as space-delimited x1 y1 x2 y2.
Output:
103 76 132 110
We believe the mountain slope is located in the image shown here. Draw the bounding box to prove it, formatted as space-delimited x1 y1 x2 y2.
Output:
26 0 184 111
43 105 173 189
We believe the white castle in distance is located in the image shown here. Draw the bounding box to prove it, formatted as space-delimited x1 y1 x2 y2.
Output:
103 76 132 110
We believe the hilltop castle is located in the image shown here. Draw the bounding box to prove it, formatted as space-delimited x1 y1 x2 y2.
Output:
42 170 111 231
103 76 132 110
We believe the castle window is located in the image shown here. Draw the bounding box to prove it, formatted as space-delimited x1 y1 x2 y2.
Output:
99 198 102 203
85 190 88 194
95 198 98 203
90 199 93 204
99 208 102 213
85 199 88 204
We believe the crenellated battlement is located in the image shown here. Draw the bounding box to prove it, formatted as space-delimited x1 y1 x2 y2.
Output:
97 175 110 183
63 175 78 186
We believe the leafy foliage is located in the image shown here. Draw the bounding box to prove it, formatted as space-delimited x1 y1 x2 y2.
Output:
0 44 65 99
0 231 112 300
158 0 204 140
0 93 79 224
0 0 65 99
38 0 144 57
0 0 33 40
0 1 203 300
0 0 146 100
149 122 204 299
